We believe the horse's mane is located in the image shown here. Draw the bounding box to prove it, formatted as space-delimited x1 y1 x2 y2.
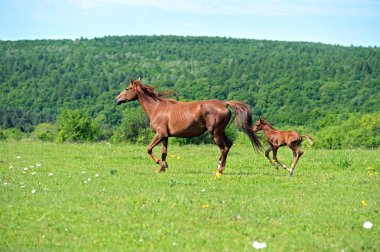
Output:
139 83 177 103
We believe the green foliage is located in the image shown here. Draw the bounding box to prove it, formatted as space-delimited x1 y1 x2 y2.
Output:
31 123 55 141
56 109 100 142
0 36 379 147
136 128 155 145
1 36 379 130
0 128 28 140
315 113 380 149
110 107 150 143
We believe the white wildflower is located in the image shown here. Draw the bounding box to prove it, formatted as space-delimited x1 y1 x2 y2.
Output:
363 221 373 229
31 189 36 194
31 172 36 176
48 173 53 176
95 173 100 177
17 156 20 159
252 240 267 249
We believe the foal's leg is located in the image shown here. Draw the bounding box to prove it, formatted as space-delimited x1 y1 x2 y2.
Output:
288 144 303 176
147 133 165 171
272 146 288 171
213 132 230 174
265 146 277 169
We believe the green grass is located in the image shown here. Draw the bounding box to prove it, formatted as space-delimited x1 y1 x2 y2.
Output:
1 140 379 251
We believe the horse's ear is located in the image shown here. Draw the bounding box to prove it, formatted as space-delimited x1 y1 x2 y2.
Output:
129 78 134 83
260 116 264 121
136 77 141 82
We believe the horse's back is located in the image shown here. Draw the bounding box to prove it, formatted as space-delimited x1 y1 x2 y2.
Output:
285 130 302 145
165 99 230 136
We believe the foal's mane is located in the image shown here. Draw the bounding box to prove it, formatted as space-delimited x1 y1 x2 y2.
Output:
138 83 177 103
260 118 276 130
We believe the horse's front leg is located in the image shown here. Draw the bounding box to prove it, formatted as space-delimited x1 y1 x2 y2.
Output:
160 137 169 172
265 146 277 169
147 133 165 172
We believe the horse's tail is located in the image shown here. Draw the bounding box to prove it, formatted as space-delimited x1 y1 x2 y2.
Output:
225 101 262 152
302 134 314 145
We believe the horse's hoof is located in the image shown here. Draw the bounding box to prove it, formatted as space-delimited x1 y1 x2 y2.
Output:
162 161 168 169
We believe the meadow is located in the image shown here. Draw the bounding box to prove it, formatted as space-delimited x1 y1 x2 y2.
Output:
0 140 379 251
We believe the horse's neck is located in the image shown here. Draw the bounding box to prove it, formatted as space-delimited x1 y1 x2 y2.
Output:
262 124 277 137
137 94 161 119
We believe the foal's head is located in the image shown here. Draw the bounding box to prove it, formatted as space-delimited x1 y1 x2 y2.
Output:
252 117 268 133
115 78 140 105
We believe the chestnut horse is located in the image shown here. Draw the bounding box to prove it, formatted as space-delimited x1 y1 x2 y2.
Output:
252 117 313 175
115 78 261 174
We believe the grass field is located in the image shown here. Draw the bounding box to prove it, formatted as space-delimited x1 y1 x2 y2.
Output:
1 140 379 251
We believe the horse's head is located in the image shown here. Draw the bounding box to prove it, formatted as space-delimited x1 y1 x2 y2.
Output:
115 78 141 105
252 116 265 133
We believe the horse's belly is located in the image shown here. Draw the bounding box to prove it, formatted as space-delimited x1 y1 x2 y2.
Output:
169 122 207 138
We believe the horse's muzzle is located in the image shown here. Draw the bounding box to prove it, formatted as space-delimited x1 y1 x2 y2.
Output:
115 99 122 105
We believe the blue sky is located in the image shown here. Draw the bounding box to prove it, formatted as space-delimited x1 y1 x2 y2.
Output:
1 0 379 46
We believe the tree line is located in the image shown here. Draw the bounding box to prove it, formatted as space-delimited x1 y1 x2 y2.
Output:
0 35 379 148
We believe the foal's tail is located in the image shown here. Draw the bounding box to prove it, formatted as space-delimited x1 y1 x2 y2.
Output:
302 134 314 145
225 101 262 152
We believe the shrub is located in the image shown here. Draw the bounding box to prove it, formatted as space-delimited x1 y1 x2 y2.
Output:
56 109 100 142
0 128 28 140
110 107 149 143
315 113 380 149
32 123 55 141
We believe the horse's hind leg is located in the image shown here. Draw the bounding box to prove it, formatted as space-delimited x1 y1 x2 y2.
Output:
272 146 288 171
214 132 230 174
289 144 303 176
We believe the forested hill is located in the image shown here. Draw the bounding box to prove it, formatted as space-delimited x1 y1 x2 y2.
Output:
1 35 379 132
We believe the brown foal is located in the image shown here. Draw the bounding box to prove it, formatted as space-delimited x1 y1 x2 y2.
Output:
115 78 261 174
252 117 313 175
